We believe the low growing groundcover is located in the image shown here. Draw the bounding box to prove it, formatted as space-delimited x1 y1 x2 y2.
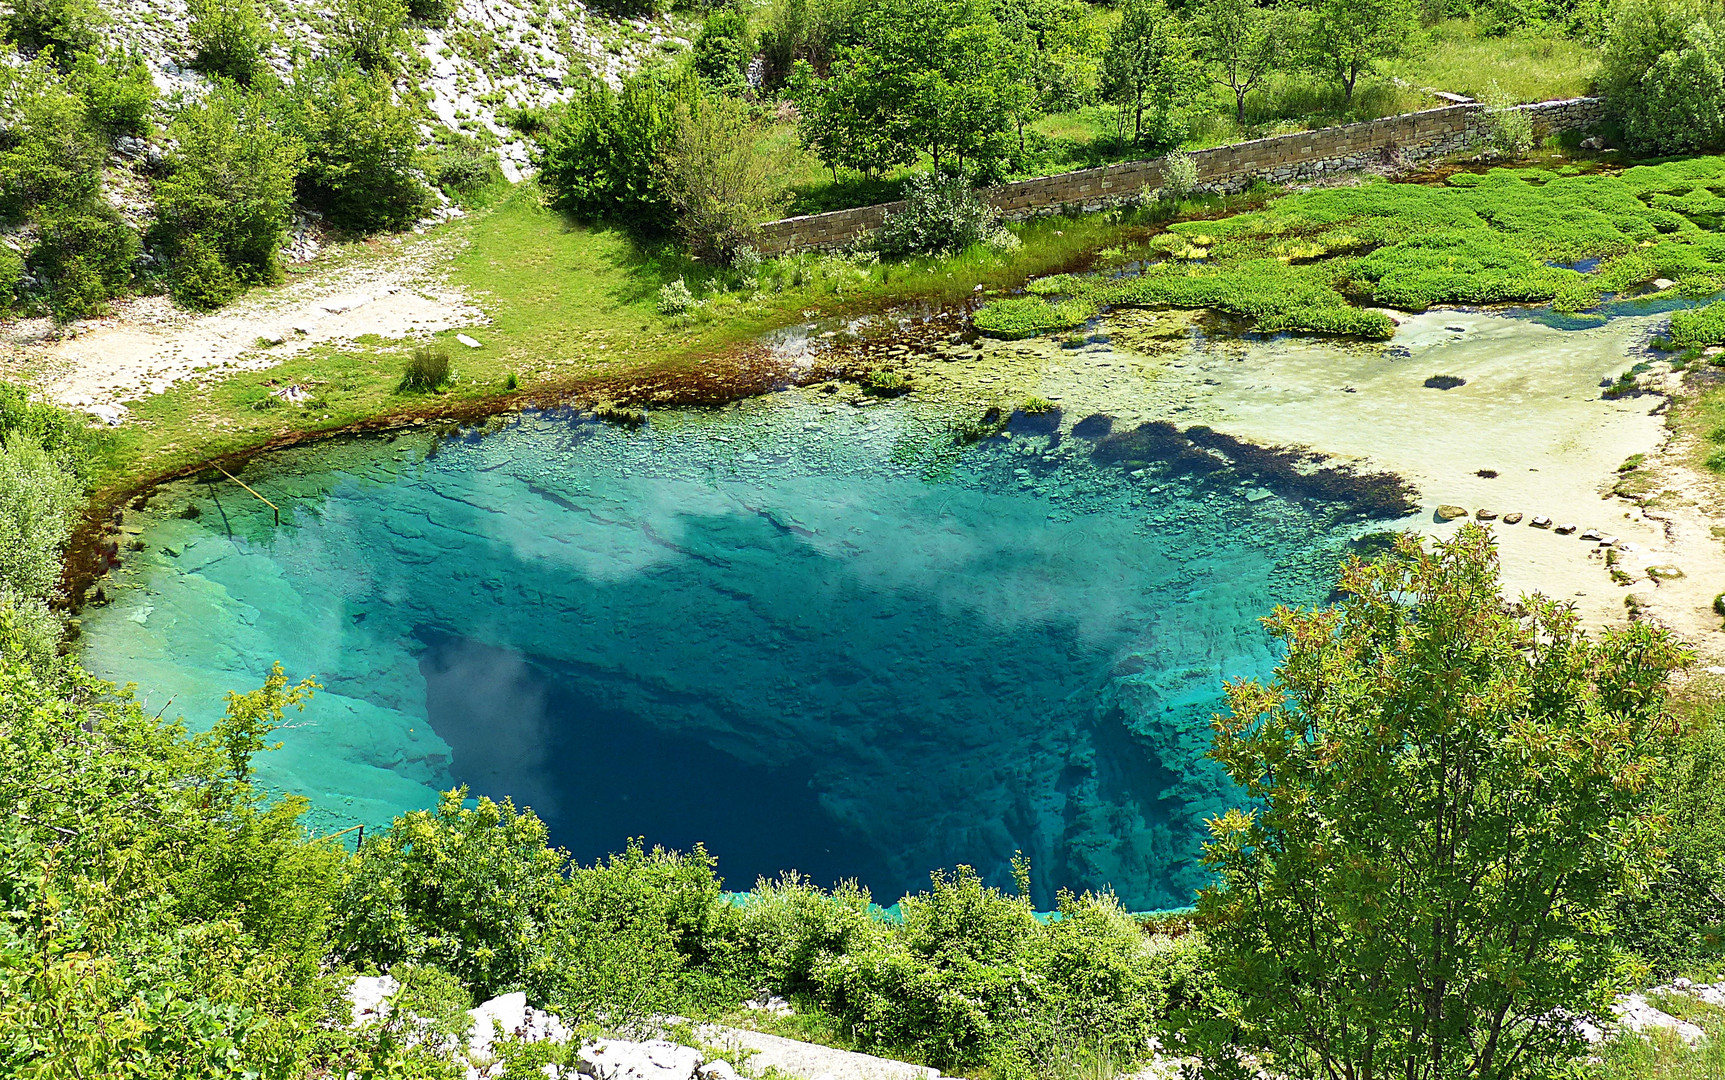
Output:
977 160 1725 340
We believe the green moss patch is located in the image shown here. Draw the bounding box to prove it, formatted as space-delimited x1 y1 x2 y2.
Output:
972 295 1096 339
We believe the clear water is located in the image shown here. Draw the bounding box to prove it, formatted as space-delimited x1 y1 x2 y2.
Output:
81 394 1370 910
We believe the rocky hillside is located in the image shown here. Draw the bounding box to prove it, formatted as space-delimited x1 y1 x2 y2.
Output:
96 0 692 179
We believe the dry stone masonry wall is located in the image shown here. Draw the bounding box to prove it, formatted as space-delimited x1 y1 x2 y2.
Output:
755 97 1606 256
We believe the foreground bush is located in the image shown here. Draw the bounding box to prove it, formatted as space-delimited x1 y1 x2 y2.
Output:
1197 526 1690 1080
28 206 140 322
659 94 788 263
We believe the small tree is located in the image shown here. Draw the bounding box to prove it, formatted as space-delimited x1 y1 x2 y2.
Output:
1598 0 1725 155
1195 0 1282 125
287 64 428 232
1100 0 1201 147
658 93 789 263
2 0 103 61
1301 0 1416 105
1197 525 1690 1080
186 0 270 85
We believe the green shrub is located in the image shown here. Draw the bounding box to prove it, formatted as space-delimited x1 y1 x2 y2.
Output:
170 234 242 310
330 788 566 999
68 48 157 140
660 92 789 263
2 0 103 60
973 295 1096 339
28 207 139 323
331 0 410 72
155 86 303 299
187 0 270 85
693 7 753 89
873 172 997 257
657 277 698 314
0 57 105 221
1610 708 1725 977
1599 0 1725 155
406 0 455 24
1160 149 1198 200
0 245 21 314
538 71 692 233
1480 80 1534 158
398 346 452 390
287 64 428 232
734 872 884 994
0 438 82 602
430 130 502 197
530 840 745 1021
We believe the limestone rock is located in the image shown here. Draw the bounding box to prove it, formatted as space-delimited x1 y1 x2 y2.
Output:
458 333 483 348
1531 515 1552 528
1581 528 1602 541
1502 512 1523 524
579 1039 704 1080
1646 565 1684 579
1437 504 1468 520
1555 523 1577 534
1475 509 1497 521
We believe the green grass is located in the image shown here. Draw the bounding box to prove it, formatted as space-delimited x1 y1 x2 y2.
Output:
976 160 1725 341
1384 20 1600 103
1586 997 1725 1080
973 295 1097 339
1671 302 1725 347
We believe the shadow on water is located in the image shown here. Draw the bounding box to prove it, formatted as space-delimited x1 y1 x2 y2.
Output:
417 630 901 894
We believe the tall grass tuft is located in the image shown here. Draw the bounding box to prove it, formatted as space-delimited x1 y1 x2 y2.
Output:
400 347 452 392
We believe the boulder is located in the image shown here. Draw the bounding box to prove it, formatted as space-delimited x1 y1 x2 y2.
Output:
1555 523 1577 535
1475 509 1498 521
579 1039 705 1080
1531 515 1552 528
457 333 484 348
1502 512 1523 524
1437 504 1469 521
1580 528 1603 541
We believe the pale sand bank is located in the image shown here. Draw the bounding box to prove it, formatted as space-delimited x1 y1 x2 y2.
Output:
0 239 482 424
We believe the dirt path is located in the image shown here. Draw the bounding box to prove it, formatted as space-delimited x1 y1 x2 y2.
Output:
0 235 485 425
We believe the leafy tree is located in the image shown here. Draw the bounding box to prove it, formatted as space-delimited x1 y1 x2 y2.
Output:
1100 0 1201 147
798 0 1022 174
286 64 428 232
330 0 410 73
332 788 568 1000
1599 0 1725 154
790 57 910 179
1195 0 1282 125
187 0 271 85
693 7 754 91
2 0 103 60
758 0 865 86
995 0 1104 156
1301 0 1417 104
0 438 81 602
1197 526 1690 1080
155 85 304 297
658 93 789 263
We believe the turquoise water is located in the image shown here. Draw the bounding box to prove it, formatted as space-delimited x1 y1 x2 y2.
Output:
81 393 1373 909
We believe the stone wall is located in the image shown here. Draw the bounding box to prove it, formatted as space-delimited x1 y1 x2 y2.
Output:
753 96 1606 255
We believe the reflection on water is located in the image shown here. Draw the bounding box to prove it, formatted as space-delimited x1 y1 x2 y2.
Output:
80 396 1370 909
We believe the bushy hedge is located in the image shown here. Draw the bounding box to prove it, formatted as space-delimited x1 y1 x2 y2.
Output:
538 71 694 233
154 86 304 304
284 63 429 232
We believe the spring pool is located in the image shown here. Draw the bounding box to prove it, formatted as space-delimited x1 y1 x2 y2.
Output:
80 389 1375 910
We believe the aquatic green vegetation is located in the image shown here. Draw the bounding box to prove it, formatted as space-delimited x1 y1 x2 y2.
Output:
971 295 1096 339
1669 301 1725 347
979 161 1725 340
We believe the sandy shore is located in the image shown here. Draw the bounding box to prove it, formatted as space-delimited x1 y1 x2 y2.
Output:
967 305 1725 658
0 236 483 425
